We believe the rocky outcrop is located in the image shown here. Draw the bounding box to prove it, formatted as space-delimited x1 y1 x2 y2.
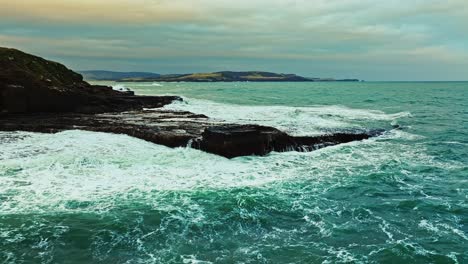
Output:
196 125 382 158
0 47 381 158
0 110 383 158
0 47 178 114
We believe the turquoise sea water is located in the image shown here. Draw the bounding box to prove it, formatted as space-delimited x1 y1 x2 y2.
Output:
1 82 467 263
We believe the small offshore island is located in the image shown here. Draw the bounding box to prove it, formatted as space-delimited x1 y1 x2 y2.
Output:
1 47 379 158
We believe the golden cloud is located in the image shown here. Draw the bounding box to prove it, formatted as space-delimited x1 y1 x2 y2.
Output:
0 0 204 24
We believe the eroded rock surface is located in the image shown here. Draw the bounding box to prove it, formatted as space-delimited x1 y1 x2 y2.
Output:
0 110 383 158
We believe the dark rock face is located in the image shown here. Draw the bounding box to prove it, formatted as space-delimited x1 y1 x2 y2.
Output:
0 110 206 147
196 125 291 157
195 125 383 158
0 47 178 114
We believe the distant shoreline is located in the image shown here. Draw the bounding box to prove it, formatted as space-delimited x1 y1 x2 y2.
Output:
80 70 360 83
116 79 362 83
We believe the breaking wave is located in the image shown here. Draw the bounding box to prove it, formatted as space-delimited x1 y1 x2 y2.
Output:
163 97 411 136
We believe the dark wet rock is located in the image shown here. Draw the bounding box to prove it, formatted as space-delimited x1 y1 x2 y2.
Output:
0 111 383 158
195 125 292 157
195 124 383 158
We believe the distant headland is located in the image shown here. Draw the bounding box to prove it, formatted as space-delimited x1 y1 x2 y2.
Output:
80 70 360 82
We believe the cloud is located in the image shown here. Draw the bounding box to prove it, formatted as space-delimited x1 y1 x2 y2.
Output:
3 0 467 25
1 0 467 80
0 0 205 24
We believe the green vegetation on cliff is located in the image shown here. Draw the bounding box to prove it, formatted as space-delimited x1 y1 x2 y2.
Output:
122 71 314 82
0 47 85 88
0 47 172 114
120 71 359 82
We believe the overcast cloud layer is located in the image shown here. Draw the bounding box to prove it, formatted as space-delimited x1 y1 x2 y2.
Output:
1 0 467 80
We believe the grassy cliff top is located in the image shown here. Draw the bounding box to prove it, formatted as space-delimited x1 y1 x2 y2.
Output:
0 47 85 87
121 71 311 82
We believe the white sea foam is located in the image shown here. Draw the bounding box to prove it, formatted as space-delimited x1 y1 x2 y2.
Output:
0 123 454 216
419 220 468 241
442 141 468 146
118 83 163 88
163 98 411 136
181 255 213 264
111 84 132 92
0 131 301 213
379 129 425 141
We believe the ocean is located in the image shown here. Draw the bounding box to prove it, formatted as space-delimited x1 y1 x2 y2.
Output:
1 81 467 263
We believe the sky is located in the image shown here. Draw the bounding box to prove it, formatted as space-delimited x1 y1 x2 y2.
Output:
0 0 467 81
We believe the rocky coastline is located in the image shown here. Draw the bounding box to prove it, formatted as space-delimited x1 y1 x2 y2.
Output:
0 47 381 158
